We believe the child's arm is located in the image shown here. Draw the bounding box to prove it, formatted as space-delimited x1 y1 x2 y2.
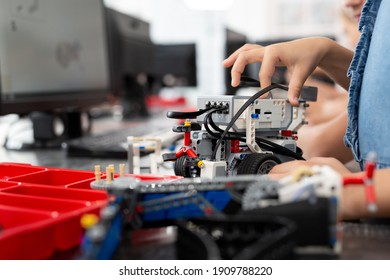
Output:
223 37 353 106
269 157 390 220
343 169 390 220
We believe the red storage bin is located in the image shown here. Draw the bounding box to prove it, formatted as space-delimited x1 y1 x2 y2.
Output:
0 163 108 259
0 205 56 259
0 163 45 180
0 163 181 259
0 181 19 190
9 169 95 187
2 185 108 201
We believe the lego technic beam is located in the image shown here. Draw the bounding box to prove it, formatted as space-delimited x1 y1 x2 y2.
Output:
91 165 342 225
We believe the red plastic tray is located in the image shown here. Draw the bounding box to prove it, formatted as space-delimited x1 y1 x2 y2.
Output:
0 163 180 259
0 163 45 180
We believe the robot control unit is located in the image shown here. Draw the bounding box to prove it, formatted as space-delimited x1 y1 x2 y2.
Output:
163 83 318 178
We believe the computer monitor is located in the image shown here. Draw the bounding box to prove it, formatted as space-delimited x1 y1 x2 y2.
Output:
154 43 197 88
0 0 110 115
105 7 155 118
0 0 111 144
224 28 248 95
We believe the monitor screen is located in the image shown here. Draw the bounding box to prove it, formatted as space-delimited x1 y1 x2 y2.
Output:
224 28 248 95
105 7 155 96
0 0 111 115
154 43 197 88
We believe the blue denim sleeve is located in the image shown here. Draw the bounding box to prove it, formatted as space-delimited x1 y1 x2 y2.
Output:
357 0 390 169
344 0 382 169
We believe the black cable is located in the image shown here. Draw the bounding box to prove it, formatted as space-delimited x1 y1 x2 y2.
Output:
167 107 215 119
205 107 243 140
200 99 304 160
203 107 224 139
255 136 305 160
206 110 224 133
239 76 262 87
203 124 299 160
211 83 288 160
204 108 302 159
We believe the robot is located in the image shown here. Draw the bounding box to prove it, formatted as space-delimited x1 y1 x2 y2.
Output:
163 83 318 178
80 156 378 259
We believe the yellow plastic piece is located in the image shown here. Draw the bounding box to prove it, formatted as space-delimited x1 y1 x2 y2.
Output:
119 163 125 177
80 214 99 229
292 166 314 182
94 165 101 182
106 166 112 184
197 160 205 168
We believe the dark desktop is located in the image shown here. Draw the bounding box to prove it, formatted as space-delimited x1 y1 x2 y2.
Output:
61 9 198 159
0 2 193 149
0 0 111 115
0 0 111 145
105 7 155 118
224 28 248 95
154 43 197 88
104 8 197 119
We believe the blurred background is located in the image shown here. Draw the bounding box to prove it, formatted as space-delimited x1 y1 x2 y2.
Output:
105 0 341 99
0 0 346 152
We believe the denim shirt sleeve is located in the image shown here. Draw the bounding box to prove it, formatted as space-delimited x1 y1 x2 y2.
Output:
344 0 382 168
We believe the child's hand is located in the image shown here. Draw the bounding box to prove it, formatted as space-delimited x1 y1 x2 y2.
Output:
268 157 352 179
223 37 334 106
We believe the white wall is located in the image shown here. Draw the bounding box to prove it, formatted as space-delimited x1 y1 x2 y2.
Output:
225 0 339 41
104 0 340 99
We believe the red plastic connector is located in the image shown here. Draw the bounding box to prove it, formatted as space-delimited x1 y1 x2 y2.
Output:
342 153 378 213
